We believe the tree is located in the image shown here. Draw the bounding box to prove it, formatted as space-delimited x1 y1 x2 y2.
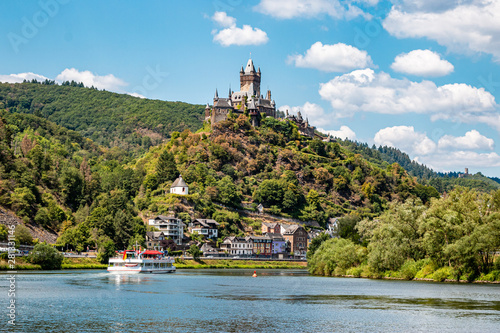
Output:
0 224 7 242
217 176 240 206
61 166 84 210
28 243 64 270
307 232 330 257
96 235 116 264
188 244 202 260
15 224 33 245
156 149 178 185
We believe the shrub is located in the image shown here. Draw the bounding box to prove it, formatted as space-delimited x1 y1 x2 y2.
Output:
28 243 63 270
432 267 453 282
347 266 363 277
399 259 418 280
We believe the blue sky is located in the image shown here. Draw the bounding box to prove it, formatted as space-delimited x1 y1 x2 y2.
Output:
1 0 500 177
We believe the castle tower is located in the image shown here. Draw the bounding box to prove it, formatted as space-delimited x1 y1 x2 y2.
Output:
240 58 261 96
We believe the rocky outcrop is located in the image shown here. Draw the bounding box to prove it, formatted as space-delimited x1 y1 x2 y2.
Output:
0 207 58 243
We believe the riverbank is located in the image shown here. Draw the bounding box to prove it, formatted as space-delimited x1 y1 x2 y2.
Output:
0 257 306 271
309 263 500 284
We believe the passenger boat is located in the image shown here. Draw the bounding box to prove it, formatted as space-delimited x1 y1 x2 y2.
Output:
107 249 176 274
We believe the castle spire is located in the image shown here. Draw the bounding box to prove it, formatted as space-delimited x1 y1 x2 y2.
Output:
228 85 232 98
214 88 219 99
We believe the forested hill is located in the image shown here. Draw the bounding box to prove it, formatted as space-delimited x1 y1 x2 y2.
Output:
338 139 500 192
0 81 204 155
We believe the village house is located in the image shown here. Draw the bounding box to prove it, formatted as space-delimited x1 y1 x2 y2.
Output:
246 235 272 256
261 222 280 235
148 215 185 246
145 231 165 250
220 236 253 256
188 219 220 240
267 233 287 255
200 243 219 257
282 225 308 256
170 175 189 195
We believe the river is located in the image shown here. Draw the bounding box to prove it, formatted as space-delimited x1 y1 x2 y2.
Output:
1 269 499 332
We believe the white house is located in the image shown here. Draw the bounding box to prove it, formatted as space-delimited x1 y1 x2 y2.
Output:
170 175 188 195
220 237 253 256
148 215 185 245
188 219 220 240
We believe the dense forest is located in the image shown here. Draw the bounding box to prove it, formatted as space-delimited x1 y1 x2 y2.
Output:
338 139 500 192
308 187 500 282
0 83 498 272
0 81 205 156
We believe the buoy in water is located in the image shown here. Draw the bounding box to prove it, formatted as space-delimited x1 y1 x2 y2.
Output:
252 270 257 277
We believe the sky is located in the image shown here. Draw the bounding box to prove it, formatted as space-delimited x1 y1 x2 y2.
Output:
1 0 500 177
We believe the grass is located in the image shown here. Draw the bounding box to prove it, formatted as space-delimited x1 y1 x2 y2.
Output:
174 259 307 269
0 257 306 271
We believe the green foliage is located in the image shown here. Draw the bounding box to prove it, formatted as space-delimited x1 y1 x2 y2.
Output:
307 232 330 257
96 235 116 264
308 238 366 276
0 224 7 241
15 224 33 245
156 149 178 185
188 244 202 260
28 243 64 270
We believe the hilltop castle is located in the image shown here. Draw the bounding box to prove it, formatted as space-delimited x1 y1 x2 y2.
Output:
205 57 317 137
205 57 276 128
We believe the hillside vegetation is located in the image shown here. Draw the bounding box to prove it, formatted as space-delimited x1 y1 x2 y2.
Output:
0 81 204 155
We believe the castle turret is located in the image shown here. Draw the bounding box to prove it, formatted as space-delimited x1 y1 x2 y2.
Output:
240 57 261 96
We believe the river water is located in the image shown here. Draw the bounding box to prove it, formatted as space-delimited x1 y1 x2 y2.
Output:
1 269 499 332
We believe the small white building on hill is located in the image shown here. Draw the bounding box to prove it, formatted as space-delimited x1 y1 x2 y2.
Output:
170 175 188 195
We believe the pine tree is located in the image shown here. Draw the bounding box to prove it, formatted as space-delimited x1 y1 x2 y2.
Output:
156 149 178 185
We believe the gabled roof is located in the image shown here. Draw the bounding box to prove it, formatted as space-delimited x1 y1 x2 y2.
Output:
171 176 188 188
262 222 278 228
156 215 180 221
283 224 304 235
146 231 164 240
193 219 220 228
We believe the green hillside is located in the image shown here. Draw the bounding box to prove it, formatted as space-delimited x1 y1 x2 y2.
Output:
0 81 204 155
337 139 500 192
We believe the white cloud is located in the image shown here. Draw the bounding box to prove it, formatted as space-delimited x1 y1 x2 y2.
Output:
212 11 236 28
318 68 499 130
212 12 268 47
438 130 494 151
318 126 357 140
374 126 436 155
415 151 500 170
383 1 500 62
55 68 128 91
254 0 370 20
279 102 330 127
127 92 146 99
288 42 373 72
0 72 49 83
374 126 500 171
391 49 454 77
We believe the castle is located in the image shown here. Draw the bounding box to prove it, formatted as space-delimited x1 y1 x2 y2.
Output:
205 57 317 138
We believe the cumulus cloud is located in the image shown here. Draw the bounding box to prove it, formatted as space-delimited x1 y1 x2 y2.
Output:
438 130 494 151
279 102 330 127
212 11 236 28
288 42 373 72
55 68 128 91
254 0 371 20
318 126 357 140
374 126 436 155
212 12 268 47
415 151 500 170
383 1 500 62
374 126 500 171
318 68 499 130
391 49 454 77
0 72 49 83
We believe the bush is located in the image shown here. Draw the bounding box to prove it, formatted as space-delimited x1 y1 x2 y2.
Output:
346 266 363 277
399 259 418 280
432 267 453 282
28 243 64 270
415 259 437 279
